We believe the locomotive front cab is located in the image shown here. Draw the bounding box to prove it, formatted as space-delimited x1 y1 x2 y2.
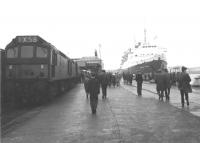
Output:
5 36 51 105
6 36 49 80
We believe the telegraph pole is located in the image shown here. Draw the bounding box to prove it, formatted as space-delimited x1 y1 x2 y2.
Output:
99 44 102 70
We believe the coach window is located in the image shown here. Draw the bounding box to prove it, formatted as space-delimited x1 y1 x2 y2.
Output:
36 47 48 58
7 47 18 58
21 46 34 58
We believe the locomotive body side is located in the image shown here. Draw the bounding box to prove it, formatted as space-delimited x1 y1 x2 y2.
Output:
48 49 76 93
1 49 5 108
50 50 69 81
48 47 80 93
0 50 1 100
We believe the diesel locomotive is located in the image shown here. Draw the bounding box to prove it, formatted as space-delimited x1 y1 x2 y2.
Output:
4 36 80 106
1 49 5 103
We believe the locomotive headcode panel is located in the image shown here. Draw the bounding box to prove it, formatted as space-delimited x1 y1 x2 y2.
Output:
17 36 38 43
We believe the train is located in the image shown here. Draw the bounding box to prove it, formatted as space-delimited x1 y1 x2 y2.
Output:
3 35 80 107
1 49 5 105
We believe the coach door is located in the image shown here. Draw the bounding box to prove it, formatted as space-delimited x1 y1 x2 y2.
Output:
51 50 57 78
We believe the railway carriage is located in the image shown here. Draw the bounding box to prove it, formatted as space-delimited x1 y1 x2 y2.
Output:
4 35 79 106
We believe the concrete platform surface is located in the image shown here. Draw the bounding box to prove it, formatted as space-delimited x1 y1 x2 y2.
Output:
2 84 200 143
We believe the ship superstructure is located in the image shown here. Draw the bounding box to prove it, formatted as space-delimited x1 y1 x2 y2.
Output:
121 30 167 75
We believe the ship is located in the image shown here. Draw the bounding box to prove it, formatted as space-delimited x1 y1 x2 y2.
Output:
120 30 167 79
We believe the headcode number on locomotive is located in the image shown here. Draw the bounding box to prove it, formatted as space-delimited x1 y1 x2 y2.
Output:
18 36 38 43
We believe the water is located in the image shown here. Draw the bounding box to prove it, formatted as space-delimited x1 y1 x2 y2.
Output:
189 73 200 86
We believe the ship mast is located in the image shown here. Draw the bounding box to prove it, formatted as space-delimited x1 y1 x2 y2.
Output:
144 28 147 44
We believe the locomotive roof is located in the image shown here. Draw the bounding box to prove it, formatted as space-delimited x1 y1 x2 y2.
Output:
5 35 73 60
6 35 55 49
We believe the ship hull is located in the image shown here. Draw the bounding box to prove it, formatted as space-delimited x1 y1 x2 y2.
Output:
123 59 167 74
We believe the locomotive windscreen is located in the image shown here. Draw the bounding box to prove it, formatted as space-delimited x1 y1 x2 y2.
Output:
7 47 18 58
21 46 34 58
36 47 48 58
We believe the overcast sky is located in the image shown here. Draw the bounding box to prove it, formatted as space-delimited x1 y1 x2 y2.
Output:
0 0 199 70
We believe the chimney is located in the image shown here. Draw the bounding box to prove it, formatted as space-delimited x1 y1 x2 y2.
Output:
95 49 98 57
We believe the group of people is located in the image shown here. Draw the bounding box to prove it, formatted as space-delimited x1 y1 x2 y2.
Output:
124 66 192 108
155 66 192 107
82 66 192 114
122 72 134 85
82 70 109 114
122 71 143 96
106 72 121 87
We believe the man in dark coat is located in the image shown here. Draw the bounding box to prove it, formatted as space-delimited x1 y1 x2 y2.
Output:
107 72 112 87
135 71 143 96
129 73 133 85
88 72 100 114
164 69 171 100
99 70 108 99
111 73 116 87
83 74 90 98
155 69 165 101
177 66 191 107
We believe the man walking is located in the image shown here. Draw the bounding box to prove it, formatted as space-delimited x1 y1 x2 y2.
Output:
99 70 108 99
135 71 143 96
164 69 171 100
177 66 191 107
83 73 90 98
129 73 133 85
88 72 100 114
155 69 165 101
